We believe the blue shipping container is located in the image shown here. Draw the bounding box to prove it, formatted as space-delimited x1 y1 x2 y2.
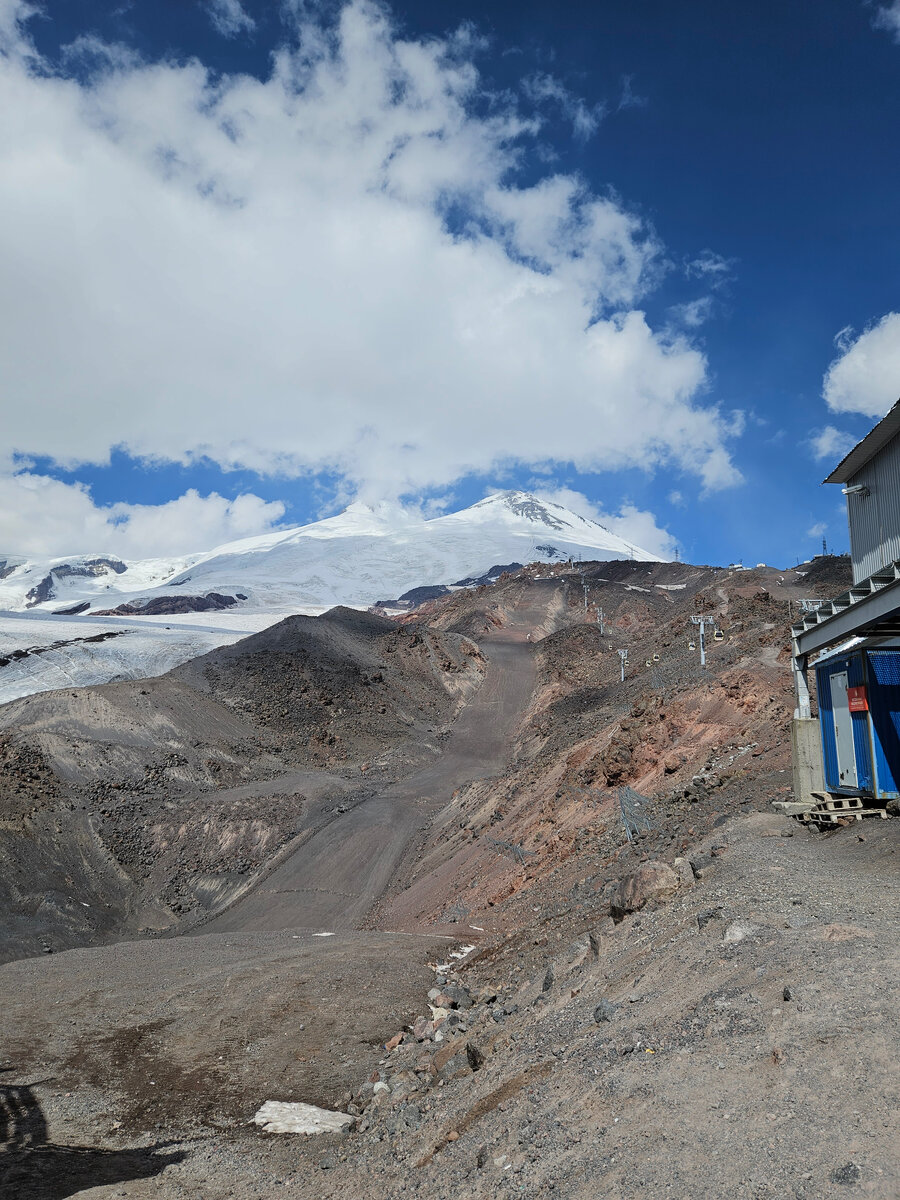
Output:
816 647 900 800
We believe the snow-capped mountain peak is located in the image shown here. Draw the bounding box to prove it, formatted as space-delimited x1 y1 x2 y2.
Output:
0 490 660 619
470 490 611 534
0 488 664 702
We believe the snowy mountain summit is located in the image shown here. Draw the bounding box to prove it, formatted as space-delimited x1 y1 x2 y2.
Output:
0 491 658 617
146 488 657 611
0 490 660 703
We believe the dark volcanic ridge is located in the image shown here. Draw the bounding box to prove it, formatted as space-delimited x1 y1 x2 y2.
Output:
0 605 483 962
94 591 243 616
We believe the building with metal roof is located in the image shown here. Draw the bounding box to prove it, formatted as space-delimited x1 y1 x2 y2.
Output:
791 399 900 810
793 398 900 714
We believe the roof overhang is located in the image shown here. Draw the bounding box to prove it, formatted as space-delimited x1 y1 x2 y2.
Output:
823 399 900 483
792 560 900 658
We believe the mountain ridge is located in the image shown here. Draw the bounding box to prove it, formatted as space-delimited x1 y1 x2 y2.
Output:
0 491 660 616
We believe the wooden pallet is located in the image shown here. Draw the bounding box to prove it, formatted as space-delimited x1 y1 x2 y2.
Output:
798 807 890 827
772 795 864 816
773 791 893 830
814 796 864 812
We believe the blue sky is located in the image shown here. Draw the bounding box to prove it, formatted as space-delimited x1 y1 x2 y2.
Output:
2 0 900 565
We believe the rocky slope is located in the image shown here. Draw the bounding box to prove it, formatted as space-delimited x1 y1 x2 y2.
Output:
0 607 483 962
5 552 894 1200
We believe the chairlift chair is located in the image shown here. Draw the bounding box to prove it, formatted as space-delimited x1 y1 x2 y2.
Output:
688 640 696 651
652 653 660 662
713 629 724 642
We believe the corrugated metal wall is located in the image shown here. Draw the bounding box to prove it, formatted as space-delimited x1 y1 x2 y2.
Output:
847 438 900 583
866 650 900 798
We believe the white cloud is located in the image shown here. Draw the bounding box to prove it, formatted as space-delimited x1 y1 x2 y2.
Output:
685 249 734 289
617 75 647 111
807 521 827 538
873 1 900 41
533 486 678 558
0 0 740 511
0 0 35 55
823 313 900 416
668 297 714 329
523 72 606 140
810 425 857 462
667 489 684 507
207 0 255 38
0 474 285 557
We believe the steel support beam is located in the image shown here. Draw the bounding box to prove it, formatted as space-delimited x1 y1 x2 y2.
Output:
792 639 811 720
793 575 900 658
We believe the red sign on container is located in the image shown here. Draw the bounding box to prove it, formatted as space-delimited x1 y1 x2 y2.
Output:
847 685 869 713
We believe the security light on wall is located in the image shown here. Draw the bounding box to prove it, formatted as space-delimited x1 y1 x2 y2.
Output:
842 484 870 496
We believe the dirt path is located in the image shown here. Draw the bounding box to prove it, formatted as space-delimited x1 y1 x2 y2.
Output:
200 638 535 934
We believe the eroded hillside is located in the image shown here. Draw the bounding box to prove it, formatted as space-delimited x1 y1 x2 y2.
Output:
0 607 483 962
5 553 895 1200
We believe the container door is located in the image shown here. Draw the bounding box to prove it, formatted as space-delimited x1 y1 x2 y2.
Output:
831 671 859 788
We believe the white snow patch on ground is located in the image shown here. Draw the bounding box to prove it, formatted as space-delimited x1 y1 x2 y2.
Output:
253 1100 353 1135
433 944 476 973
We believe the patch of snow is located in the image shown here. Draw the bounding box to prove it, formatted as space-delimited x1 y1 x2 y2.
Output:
253 1100 353 1135
433 943 476 972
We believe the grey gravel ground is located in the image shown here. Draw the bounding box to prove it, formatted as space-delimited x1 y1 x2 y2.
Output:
2 809 898 1200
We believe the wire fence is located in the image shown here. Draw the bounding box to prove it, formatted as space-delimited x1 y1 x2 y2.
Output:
485 836 535 866
645 642 743 699
441 899 470 924
618 785 657 842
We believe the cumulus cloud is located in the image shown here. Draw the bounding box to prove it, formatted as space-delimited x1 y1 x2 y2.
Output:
810 425 857 462
0 0 740 511
533 486 678 559
207 0 255 37
823 314 900 417
0 475 285 558
873 1 900 40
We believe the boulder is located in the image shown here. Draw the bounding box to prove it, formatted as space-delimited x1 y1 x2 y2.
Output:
609 861 680 920
388 1070 420 1100
411 1015 435 1041
593 999 618 1023
440 982 473 1009
673 857 694 888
